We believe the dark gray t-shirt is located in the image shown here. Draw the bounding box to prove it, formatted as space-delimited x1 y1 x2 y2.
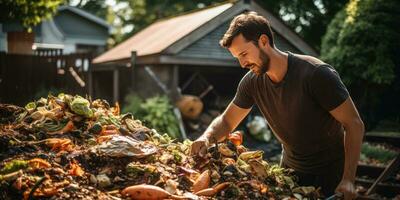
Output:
233 52 349 174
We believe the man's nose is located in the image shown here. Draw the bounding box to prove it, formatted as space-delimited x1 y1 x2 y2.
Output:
239 60 247 68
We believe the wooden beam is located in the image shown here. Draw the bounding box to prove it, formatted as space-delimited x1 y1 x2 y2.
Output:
131 51 137 91
113 69 119 103
91 63 127 71
88 69 93 98
170 65 180 102
159 55 238 67
181 72 199 91
366 154 400 195
92 54 238 67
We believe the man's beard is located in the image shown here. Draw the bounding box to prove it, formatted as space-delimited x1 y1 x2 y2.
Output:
251 49 270 75
258 49 270 74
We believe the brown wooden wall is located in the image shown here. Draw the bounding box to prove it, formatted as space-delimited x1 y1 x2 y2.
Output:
0 52 92 106
7 31 34 55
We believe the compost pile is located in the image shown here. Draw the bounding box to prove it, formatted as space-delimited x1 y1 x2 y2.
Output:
0 94 322 200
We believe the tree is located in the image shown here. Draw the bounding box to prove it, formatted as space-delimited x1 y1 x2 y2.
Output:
65 0 108 20
0 0 64 30
258 0 347 51
321 0 400 129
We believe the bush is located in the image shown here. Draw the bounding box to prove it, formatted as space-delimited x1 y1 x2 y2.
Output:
122 92 144 116
321 0 400 129
141 96 181 139
123 94 181 139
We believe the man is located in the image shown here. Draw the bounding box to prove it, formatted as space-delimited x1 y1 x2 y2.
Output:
190 12 364 199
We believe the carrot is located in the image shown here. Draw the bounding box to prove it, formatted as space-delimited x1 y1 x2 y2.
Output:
121 184 188 200
112 102 120 116
100 125 119 136
104 125 117 130
42 187 58 196
195 182 231 197
195 188 216 196
44 138 73 152
48 120 75 134
228 131 243 146
68 161 84 176
213 182 231 192
28 158 51 169
96 135 113 143
121 184 170 200
13 176 23 190
192 169 210 193
60 120 75 133
100 129 119 136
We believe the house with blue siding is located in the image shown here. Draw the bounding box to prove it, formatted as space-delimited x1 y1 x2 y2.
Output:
0 6 110 55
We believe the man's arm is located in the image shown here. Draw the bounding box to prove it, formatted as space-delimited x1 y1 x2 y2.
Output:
191 102 251 155
329 97 364 199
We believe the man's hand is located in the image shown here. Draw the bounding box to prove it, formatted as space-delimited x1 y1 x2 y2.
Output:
330 98 364 200
190 102 251 157
335 179 357 200
190 138 208 157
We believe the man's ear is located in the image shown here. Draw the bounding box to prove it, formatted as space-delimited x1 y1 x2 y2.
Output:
258 34 269 48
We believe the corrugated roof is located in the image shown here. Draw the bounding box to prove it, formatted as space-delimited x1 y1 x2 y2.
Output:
93 3 233 64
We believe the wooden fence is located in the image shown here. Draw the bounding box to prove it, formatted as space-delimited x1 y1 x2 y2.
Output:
0 52 93 106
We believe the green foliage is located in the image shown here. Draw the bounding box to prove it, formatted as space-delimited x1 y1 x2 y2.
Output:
0 160 28 175
0 0 64 30
66 0 108 19
123 94 181 139
366 131 400 138
321 0 400 85
361 143 397 164
122 93 144 116
69 95 94 118
320 9 346 71
321 0 400 129
259 0 347 51
140 96 181 139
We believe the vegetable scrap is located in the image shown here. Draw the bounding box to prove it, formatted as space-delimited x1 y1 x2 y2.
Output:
0 94 322 199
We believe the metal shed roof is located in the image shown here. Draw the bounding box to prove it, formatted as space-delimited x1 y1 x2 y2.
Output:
93 0 318 65
93 3 232 64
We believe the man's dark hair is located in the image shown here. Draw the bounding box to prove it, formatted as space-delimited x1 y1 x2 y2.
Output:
219 11 275 48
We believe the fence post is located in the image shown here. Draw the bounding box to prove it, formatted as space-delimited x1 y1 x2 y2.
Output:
113 67 119 103
0 52 5 102
88 63 93 98
130 51 136 91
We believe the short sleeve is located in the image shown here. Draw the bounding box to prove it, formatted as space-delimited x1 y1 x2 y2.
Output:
310 65 349 111
233 73 254 109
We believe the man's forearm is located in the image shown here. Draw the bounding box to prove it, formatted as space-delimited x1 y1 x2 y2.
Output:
342 119 364 181
199 115 233 144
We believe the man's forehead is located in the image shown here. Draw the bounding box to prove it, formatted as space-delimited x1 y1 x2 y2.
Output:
231 34 248 46
229 36 252 56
